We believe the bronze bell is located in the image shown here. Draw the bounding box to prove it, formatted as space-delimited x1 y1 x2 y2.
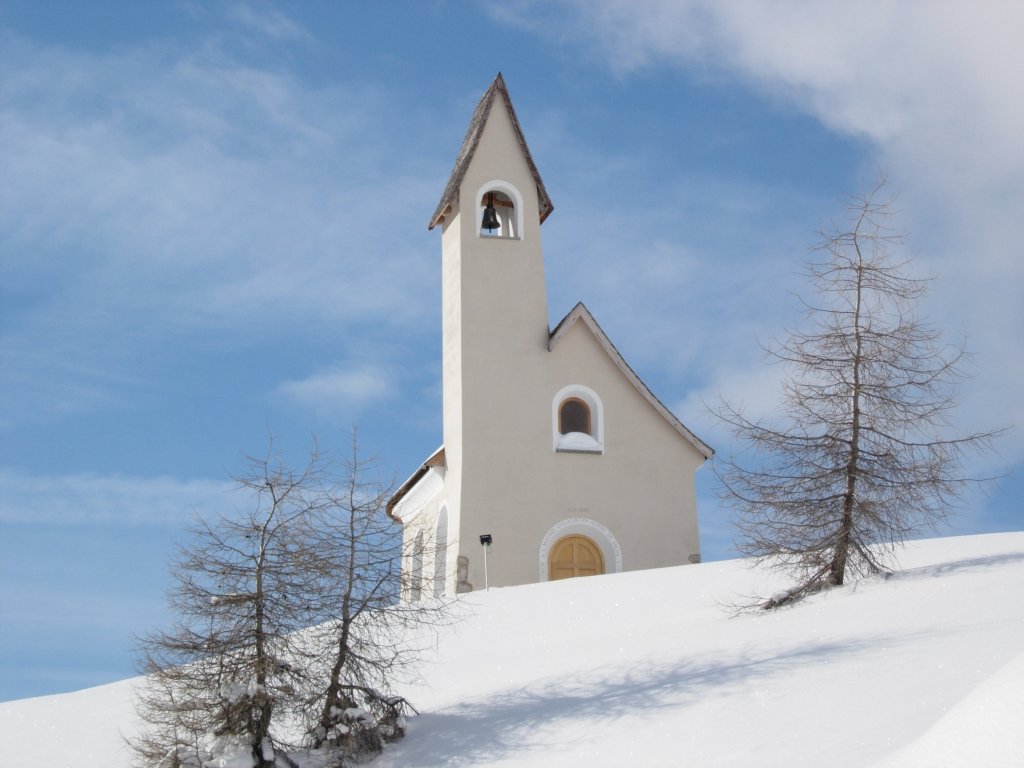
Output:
481 193 500 232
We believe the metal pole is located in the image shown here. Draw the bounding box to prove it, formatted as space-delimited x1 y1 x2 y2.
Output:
483 542 489 590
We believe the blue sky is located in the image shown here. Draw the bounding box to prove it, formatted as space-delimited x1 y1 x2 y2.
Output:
1 1 1021 702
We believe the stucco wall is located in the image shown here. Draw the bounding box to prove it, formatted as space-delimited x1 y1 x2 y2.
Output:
456 316 705 590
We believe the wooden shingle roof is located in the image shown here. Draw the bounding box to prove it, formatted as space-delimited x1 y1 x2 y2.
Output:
429 73 554 230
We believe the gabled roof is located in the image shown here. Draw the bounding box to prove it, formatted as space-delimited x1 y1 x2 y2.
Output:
387 445 446 521
429 72 554 231
549 302 714 460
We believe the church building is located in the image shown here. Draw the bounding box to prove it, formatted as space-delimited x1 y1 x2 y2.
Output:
389 74 712 597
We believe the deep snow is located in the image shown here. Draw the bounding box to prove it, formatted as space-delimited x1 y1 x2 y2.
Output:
3 532 1023 767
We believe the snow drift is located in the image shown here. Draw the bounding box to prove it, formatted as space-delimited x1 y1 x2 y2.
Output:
2 532 1023 767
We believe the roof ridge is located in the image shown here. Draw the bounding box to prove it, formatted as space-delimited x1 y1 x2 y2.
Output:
549 303 714 459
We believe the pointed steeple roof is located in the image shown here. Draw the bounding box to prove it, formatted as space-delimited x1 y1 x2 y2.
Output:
429 73 554 230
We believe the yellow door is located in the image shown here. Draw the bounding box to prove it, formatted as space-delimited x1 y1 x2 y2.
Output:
548 535 605 580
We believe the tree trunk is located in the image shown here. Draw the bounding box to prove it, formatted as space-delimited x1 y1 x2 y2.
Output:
317 477 360 739
830 239 866 586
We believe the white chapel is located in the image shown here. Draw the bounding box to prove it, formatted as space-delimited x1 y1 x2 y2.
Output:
389 74 712 597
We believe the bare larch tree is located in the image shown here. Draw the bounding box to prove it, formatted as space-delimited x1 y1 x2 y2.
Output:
297 433 449 759
132 443 330 767
716 182 1002 607
131 436 448 768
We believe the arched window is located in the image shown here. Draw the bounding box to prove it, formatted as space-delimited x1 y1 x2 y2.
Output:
552 384 604 453
476 180 523 239
433 507 448 598
558 397 591 436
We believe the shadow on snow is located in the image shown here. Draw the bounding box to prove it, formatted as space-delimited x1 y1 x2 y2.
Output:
891 550 1024 581
388 633 896 766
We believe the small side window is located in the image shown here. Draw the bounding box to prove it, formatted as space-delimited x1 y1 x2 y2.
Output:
559 398 591 436
552 385 604 454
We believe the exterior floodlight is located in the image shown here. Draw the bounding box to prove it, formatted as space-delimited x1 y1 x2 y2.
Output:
479 534 493 545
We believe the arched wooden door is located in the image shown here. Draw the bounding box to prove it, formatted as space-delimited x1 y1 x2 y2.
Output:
548 534 605 580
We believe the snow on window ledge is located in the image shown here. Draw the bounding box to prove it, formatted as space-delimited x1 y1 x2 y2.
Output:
556 431 603 454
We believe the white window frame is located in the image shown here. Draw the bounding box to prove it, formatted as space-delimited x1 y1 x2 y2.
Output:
552 384 604 453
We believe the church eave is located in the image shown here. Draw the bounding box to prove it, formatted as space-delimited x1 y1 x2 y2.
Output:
428 72 554 230
549 303 715 460
387 445 446 522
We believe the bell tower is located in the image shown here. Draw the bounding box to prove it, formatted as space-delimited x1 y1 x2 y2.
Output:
428 73 555 591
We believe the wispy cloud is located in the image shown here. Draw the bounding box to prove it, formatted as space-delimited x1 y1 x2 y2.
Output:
0 28 437 428
227 1 312 42
276 364 396 415
0 469 235 525
497 0 1024 460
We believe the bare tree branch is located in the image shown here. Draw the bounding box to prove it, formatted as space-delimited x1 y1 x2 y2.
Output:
129 433 452 767
715 180 1004 608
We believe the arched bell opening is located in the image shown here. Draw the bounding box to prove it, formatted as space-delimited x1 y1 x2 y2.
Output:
476 180 523 239
479 190 516 237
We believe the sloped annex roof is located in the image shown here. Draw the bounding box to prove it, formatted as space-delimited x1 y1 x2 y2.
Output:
549 302 714 460
428 73 554 231
387 445 445 521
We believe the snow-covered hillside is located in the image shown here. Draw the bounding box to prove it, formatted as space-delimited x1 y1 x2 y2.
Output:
3 532 1023 767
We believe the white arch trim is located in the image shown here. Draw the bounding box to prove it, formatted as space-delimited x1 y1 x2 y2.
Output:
539 517 623 581
433 506 449 598
475 179 524 239
410 529 425 602
552 383 604 453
